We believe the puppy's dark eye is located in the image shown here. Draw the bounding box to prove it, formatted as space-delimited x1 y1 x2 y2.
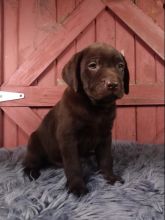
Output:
118 63 125 70
88 62 97 69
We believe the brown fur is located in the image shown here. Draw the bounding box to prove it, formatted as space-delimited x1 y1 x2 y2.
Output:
23 43 130 196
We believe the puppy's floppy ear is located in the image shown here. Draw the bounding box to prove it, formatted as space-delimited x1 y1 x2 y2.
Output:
62 51 83 92
122 55 130 94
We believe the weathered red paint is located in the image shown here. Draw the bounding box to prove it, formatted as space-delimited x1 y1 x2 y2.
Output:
0 0 164 147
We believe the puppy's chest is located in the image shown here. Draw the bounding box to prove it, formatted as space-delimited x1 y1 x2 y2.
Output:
76 118 111 155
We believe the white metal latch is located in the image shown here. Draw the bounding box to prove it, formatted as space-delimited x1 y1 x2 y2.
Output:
0 91 24 102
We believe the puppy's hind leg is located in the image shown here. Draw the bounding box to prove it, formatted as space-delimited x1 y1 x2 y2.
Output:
23 132 47 181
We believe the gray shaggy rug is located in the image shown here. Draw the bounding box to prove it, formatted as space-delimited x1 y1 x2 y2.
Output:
0 142 164 220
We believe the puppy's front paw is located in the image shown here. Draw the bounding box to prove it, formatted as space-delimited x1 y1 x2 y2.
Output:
23 167 41 181
68 179 89 197
106 174 124 185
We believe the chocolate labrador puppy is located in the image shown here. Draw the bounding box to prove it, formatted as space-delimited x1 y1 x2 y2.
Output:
23 43 129 196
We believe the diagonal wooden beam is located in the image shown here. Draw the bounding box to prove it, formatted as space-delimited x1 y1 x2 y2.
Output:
3 0 105 86
106 0 164 61
1 107 41 135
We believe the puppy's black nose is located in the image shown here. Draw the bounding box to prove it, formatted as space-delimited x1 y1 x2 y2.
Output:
106 81 118 90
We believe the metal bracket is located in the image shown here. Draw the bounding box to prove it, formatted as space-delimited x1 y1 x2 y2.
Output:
0 91 25 102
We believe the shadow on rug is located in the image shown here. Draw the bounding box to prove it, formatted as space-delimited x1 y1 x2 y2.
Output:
0 141 164 220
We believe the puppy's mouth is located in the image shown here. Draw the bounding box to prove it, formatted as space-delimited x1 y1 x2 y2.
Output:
89 94 117 103
87 86 124 102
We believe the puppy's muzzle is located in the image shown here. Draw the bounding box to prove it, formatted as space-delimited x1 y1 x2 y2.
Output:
101 78 119 91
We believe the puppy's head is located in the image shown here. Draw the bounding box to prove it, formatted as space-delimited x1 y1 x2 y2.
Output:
62 43 129 103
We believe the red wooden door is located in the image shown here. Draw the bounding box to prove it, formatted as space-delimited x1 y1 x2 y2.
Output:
0 0 164 148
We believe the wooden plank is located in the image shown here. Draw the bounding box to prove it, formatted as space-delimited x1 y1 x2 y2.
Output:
135 0 164 30
57 0 76 23
96 10 115 46
3 0 105 86
156 56 164 83
136 107 157 144
155 57 164 143
76 0 83 6
115 107 136 141
76 21 95 51
35 0 57 46
3 0 19 147
0 84 164 107
35 0 57 133
118 98 164 106
35 0 57 87
136 37 156 84
3 1 19 82
155 107 164 144
1 107 41 136
128 84 164 102
0 0 3 85
18 0 36 64
18 0 37 146
134 16 157 144
32 1 57 86
106 0 164 60
115 15 136 141
0 0 3 147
